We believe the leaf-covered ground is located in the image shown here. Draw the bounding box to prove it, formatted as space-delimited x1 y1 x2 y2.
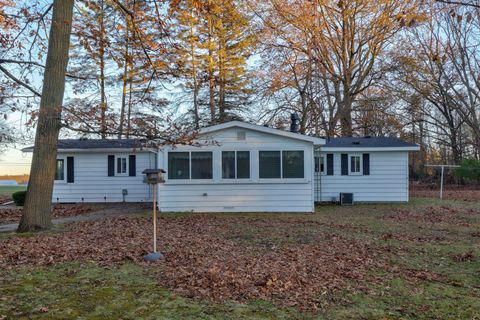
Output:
1 198 479 319
0 205 94 223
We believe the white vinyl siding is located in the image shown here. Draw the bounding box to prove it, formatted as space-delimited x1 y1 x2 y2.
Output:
52 152 156 203
159 127 315 212
315 151 409 202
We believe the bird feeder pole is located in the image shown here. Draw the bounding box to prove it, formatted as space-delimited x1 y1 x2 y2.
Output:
142 169 165 262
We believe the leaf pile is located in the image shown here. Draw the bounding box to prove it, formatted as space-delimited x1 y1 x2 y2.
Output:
0 215 388 310
410 189 480 202
381 206 477 225
0 205 94 224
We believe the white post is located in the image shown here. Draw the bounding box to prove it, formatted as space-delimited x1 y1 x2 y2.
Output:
440 165 444 200
153 184 157 253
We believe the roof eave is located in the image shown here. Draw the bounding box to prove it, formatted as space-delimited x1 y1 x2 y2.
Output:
319 146 420 152
22 147 156 153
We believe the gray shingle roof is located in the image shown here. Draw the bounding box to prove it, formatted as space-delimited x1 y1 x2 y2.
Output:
325 136 418 148
23 139 146 151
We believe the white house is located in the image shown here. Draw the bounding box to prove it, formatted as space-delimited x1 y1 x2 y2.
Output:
23 120 419 212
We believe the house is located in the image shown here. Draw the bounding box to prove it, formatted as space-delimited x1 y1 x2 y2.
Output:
23 120 419 212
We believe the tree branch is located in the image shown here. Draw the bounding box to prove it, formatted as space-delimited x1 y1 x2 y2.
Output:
435 0 480 8
0 65 41 97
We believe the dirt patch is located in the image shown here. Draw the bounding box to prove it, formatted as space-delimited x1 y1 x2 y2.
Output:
0 215 390 310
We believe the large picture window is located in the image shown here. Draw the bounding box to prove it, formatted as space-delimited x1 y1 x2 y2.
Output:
55 159 64 181
259 150 304 179
222 151 250 179
168 151 213 180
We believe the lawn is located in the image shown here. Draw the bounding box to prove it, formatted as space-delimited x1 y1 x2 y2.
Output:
0 197 479 319
0 185 26 197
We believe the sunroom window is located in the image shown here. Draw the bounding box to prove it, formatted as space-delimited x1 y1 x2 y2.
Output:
191 152 213 179
222 151 250 179
283 151 304 178
168 151 213 180
259 150 304 179
259 151 281 178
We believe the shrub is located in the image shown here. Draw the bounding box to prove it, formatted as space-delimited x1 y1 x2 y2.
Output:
12 191 27 206
455 159 480 183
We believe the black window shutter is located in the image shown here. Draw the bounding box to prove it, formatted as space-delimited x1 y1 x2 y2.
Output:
327 153 334 175
341 154 348 175
66 156 74 183
108 155 115 176
363 153 370 175
129 155 136 176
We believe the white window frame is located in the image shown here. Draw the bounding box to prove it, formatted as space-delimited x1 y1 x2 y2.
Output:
115 155 129 176
315 155 326 175
221 150 251 180
54 158 66 182
258 150 305 180
348 154 362 175
167 151 214 181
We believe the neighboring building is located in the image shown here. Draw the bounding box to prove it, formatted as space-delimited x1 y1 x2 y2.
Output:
23 120 419 212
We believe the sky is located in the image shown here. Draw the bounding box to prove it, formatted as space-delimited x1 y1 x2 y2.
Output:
0 145 32 175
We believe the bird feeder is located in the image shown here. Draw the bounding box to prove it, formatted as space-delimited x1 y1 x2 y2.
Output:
142 168 166 262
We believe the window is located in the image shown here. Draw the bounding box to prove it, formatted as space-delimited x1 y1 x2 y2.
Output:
222 151 250 179
314 156 325 174
116 157 127 175
283 151 304 178
349 155 361 175
168 152 189 179
259 150 304 179
259 151 281 178
168 151 213 180
55 159 64 181
191 152 213 179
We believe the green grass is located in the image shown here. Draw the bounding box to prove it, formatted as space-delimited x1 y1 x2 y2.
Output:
0 263 307 320
0 185 27 197
1 197 480 319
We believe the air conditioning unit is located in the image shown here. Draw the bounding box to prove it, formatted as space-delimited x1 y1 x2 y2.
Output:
340 193 354 205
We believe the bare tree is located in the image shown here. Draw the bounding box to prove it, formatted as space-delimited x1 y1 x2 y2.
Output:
18 0 75 232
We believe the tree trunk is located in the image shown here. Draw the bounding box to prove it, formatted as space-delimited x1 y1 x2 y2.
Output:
118 24 129 139
189 9 200 129
17 0 74 232
207 1 216 123
99 0 107 139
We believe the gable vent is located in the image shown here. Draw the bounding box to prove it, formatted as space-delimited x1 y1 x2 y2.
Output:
237 131 246 140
